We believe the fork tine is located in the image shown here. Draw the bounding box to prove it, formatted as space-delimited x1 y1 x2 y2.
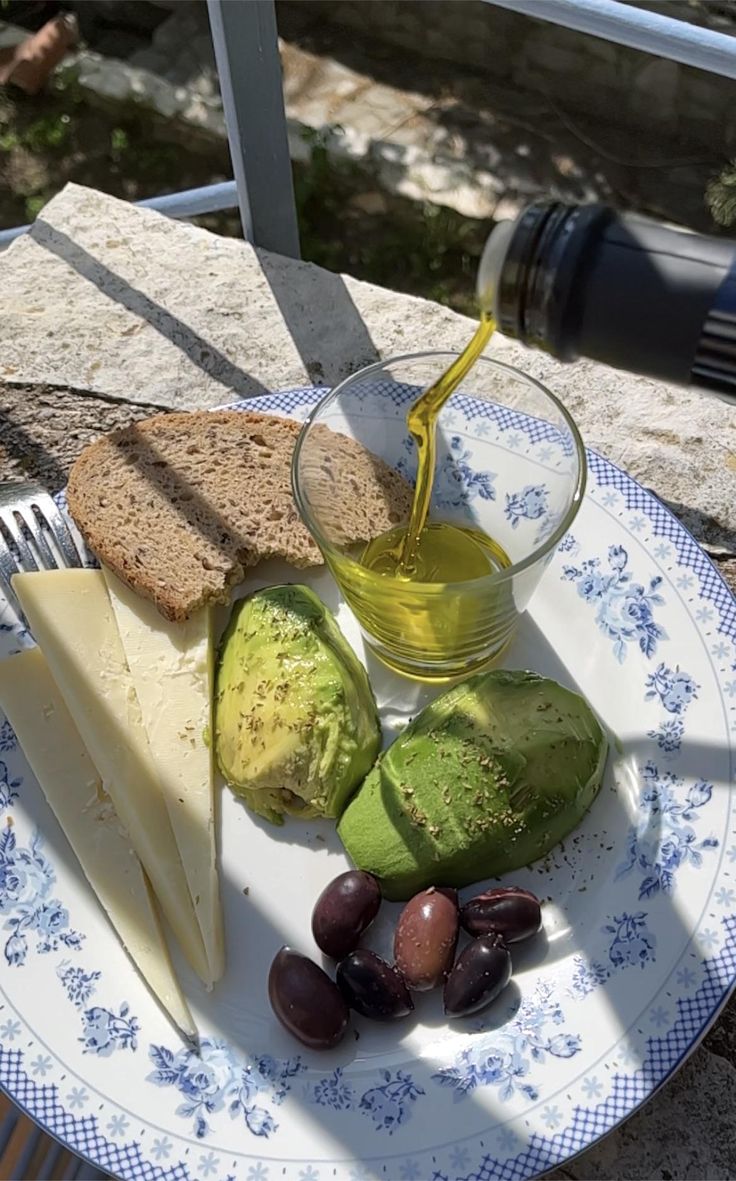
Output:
25 510 57 571
36 495 83 569
0 527 21 620
0 508 39 575
0 570 21 618
0 484 84 628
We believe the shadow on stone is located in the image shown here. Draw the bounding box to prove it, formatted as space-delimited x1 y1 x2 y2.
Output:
257 247 380 388
32 219 272 399
652 492 736 556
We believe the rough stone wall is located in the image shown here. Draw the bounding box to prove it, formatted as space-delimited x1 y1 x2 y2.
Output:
278 0 736 156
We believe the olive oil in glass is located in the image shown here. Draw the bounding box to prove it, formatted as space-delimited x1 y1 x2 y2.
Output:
336 310 515 678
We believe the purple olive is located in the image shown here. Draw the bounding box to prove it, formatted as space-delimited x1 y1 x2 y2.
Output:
336 949 414 1021
460 887 542 944
268 947 349 1049
311 870 382 959
394 886 459 991
443 934 512 1018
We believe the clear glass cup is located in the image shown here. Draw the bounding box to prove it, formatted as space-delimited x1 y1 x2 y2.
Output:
292 352 586 682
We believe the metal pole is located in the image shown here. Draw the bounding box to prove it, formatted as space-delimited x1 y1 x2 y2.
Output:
0 182 241 252
483 0 736 80
206 0 300 257
139 180 239 220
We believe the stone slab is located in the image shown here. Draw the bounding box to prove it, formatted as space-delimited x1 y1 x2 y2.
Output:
0 382 160 493
1 184 734 555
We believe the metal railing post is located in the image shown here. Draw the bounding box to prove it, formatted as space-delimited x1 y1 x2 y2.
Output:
483 0 736 80
0 183 241 252
206 0 300 258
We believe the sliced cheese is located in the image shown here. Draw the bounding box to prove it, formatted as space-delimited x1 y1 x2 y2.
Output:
0 647 196 1039
12 570 211 985
104 568 224 983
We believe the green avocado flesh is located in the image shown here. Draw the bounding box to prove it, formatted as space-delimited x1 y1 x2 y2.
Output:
214 585 381 825
337 669 607 900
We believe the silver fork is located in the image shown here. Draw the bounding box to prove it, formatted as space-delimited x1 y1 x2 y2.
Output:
0 480 84 618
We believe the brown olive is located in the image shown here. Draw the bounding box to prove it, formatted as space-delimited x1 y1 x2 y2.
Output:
268 947 349 1049
460 887 542 944
394 886 459 991
443 934 512 1018
311 870 382 959
336 949 414 1021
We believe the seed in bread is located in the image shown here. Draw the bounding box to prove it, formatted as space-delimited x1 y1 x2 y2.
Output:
66 410 412 621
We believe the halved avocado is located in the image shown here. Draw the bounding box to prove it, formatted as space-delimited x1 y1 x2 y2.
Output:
338 669 607 899
215 585 380 824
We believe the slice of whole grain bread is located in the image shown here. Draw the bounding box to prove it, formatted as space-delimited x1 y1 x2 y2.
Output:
66 410 412 621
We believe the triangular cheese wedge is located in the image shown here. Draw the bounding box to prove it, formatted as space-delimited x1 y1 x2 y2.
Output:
12 570 211 985
104 568 224 983
0 647 196 1040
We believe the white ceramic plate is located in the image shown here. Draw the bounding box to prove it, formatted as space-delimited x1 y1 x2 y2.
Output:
0 387 734 1181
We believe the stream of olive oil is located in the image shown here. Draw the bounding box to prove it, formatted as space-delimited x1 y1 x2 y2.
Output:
329 309 515 676
362 310 511 583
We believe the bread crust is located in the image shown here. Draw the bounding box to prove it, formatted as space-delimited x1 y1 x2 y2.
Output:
67 410 411 620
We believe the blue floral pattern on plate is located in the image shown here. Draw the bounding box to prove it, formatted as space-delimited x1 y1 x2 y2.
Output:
648 718 685 755
504 484 548 529
561 544 667 662
616 763 718 900
0 828 83 965
0 722 17 754
359 1070 424 1134
309 1067 424 1134
0 386 732 1181
147 1041 304 1139
436 436 497 509
644 664 700 756
570 911 658 998
57 962 100 1008
396 434 497 512
0 816 141 1057
433 982 580 1103
645 664 700 714
0 762 20 814
80 1004 139 1056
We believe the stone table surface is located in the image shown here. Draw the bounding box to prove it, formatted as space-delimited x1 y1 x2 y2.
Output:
1 183 735 1180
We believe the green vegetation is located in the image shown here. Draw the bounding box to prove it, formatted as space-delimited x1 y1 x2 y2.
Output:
24 194 45 220
292 133 485 314
20 113 69 151
0 82 485 314
110 127 129 155
706 160 736 228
